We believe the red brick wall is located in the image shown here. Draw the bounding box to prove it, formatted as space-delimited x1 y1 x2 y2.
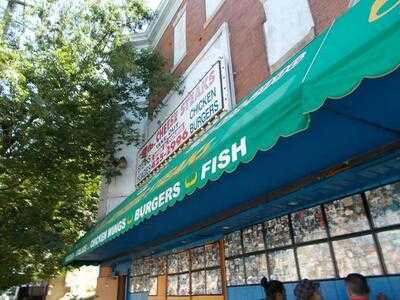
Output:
155 0 350 104
309 0 351 34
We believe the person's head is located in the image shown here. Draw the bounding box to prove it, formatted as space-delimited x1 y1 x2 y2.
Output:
345 273 370 298
294 279 322 300
261 277 286 300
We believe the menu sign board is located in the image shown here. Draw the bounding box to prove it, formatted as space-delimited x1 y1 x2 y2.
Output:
136 60 227 184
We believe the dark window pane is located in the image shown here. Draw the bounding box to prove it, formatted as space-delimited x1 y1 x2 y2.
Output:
377 229 400 274
191 246 205 270
292 206 327 243
333 235 382 277
225 258 245 286
268 249 298 282
367 182 400 227
178 273 190 295
205 243 220 267
297 242 335 279
191 271 206 295
149 277 158 296
167 275 178 295
325 195 370 236
206 269 222 294
265 216 292 248
242 224 265 253
244 254 268 284
224 231 242 257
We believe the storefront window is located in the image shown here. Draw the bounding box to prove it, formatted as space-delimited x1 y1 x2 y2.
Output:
225 257 246 285
132 258 146 276
366 182 400 227
152 182 400 292
265 215 292 248
167 273 190 296
168 251 190 274
205 243 220 267
167 251 190 296
178 273 190 295
167 243 222 296
292 206 327 243
297 242 335 279
268 249 298 282
333 235 382 277
149 277 158 296
130 258 151 293
167 275 178 295
206 269 222 294
244 254 269 284
148 257 165 277
191 271 206 295
157 257 167 275
224 230 242 257
191 246 205 270
377 229 400 274
168 253 179 274
242 224 265 253
325 195 370 236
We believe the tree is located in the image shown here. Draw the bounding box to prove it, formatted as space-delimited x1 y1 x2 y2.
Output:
0 0 177 289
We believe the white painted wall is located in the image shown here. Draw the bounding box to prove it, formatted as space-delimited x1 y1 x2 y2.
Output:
263 0 314 70
97 118 147 219
98 24 235 218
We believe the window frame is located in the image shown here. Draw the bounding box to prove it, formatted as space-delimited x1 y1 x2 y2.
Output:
262 0 315 72
204 0 225 27
224 183 400 286
130 257 165 295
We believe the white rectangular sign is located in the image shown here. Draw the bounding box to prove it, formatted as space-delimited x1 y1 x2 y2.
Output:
136 60 227 184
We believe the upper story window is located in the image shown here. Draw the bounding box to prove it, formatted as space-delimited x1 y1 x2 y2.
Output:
173 8 187 67
205 0 224 21
263 0 315 72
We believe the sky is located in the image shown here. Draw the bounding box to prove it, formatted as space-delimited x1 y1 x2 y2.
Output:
145 0 161 10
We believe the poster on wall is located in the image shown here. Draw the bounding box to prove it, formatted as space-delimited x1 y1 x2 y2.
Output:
136 59 229 184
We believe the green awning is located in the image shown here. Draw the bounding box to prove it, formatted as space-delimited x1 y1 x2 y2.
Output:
65 0 399 264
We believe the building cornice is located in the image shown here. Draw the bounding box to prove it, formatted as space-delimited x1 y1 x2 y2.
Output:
133 0 184 48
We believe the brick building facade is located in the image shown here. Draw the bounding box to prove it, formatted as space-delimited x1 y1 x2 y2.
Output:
98 0 354 219
89 1 400 300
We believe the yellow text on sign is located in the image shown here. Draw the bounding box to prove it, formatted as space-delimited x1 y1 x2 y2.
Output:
369 0 400 22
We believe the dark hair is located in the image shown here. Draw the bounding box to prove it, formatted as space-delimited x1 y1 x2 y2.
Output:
345 273 370 296
261 277 285 300
294 279 320 300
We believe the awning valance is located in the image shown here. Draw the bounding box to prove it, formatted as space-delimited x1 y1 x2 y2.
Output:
65 0 399 264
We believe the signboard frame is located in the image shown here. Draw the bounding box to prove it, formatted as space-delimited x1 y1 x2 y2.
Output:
136 58 230 184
